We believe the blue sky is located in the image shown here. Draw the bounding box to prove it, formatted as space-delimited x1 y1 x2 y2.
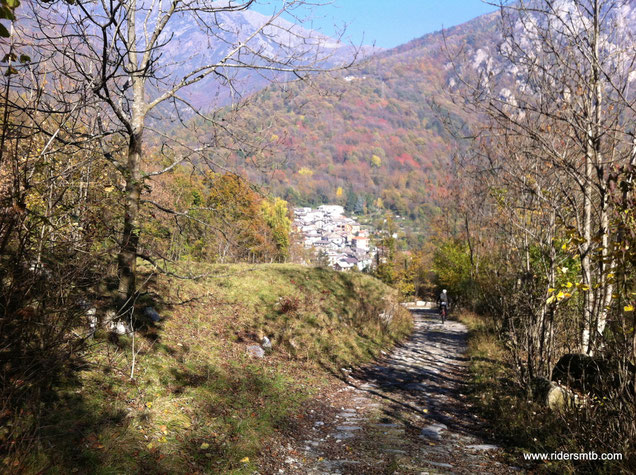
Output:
255 0 497 49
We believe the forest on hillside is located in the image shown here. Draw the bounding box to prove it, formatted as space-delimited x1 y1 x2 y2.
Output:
201 16 501 227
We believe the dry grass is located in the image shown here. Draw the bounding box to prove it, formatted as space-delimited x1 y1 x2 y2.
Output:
14 263 412 474
458 310 635 474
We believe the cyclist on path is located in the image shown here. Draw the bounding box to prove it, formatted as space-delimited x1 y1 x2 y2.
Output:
437 289 450 323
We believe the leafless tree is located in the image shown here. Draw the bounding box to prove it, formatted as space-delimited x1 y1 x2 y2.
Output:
21 0 356 308
452 0 635 355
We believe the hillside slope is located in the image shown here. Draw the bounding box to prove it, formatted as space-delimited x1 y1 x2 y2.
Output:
204 13 499 228
22 264 411 474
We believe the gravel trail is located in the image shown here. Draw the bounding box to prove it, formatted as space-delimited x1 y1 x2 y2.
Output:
273 307 519 474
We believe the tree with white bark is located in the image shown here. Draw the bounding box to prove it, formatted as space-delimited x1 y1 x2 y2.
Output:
454 0 635 356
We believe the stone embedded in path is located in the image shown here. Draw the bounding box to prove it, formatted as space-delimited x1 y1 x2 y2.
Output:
423 460 454 469
467 444 500 451
337 411 357 417
336 425 362 431
372 423 401 429
420 423 448 440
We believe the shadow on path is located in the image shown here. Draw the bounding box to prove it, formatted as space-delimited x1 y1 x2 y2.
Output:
289 308 517 474
347 309 490 438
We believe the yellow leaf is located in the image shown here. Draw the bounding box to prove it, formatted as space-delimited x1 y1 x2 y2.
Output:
565 282 573 288
546 295 556 305
561 243 567 250
147 442 154 449
240 457 250 463
564 293 572 298
145 402 153 408
557 291 565 300
200 443 210 450
625 305 635 312
548 288 556 293
159 425 168 434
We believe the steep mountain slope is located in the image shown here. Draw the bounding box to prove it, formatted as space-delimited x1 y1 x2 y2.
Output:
157 8 371 109
208 12 501 228
20 4 369 111
211 1 635 231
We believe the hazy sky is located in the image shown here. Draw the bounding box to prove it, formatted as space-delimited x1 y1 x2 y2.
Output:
256 0 497 49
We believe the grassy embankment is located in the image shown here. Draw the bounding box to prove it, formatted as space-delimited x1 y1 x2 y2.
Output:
458 312 632 473
22 264 412 474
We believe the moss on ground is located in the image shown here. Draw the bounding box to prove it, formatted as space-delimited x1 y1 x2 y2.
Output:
19 264 412 474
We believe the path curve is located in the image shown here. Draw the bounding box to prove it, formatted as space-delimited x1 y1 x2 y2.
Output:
274 308 518 474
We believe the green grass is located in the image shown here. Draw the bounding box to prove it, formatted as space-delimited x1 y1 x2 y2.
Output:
17 263 412 474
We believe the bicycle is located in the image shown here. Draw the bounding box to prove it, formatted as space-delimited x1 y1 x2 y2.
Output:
439 303 448 324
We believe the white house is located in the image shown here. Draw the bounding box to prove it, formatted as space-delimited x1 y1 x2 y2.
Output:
352 236 370 251
318 205 344 216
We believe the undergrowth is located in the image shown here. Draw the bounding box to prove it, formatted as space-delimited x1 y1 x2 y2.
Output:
11 263 411 474
459 311 633 474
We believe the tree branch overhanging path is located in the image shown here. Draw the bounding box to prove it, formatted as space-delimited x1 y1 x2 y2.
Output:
26 0 359 307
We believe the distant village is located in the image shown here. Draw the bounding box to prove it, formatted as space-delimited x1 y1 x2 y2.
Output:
293 205 376 271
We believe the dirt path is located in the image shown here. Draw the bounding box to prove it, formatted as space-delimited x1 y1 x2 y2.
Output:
268 307 520 474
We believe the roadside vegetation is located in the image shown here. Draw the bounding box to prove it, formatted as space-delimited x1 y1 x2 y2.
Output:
9 263 410 473
459 312 570 472
459 309 633 473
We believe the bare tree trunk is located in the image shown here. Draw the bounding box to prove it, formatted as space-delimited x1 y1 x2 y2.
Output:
581 127 595 354
596 187 614 345
117 131 143 304
117 1 144 305
583 0 605 355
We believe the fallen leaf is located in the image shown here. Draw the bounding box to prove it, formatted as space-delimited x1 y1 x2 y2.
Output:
240 457 250 463
200 442 210 450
